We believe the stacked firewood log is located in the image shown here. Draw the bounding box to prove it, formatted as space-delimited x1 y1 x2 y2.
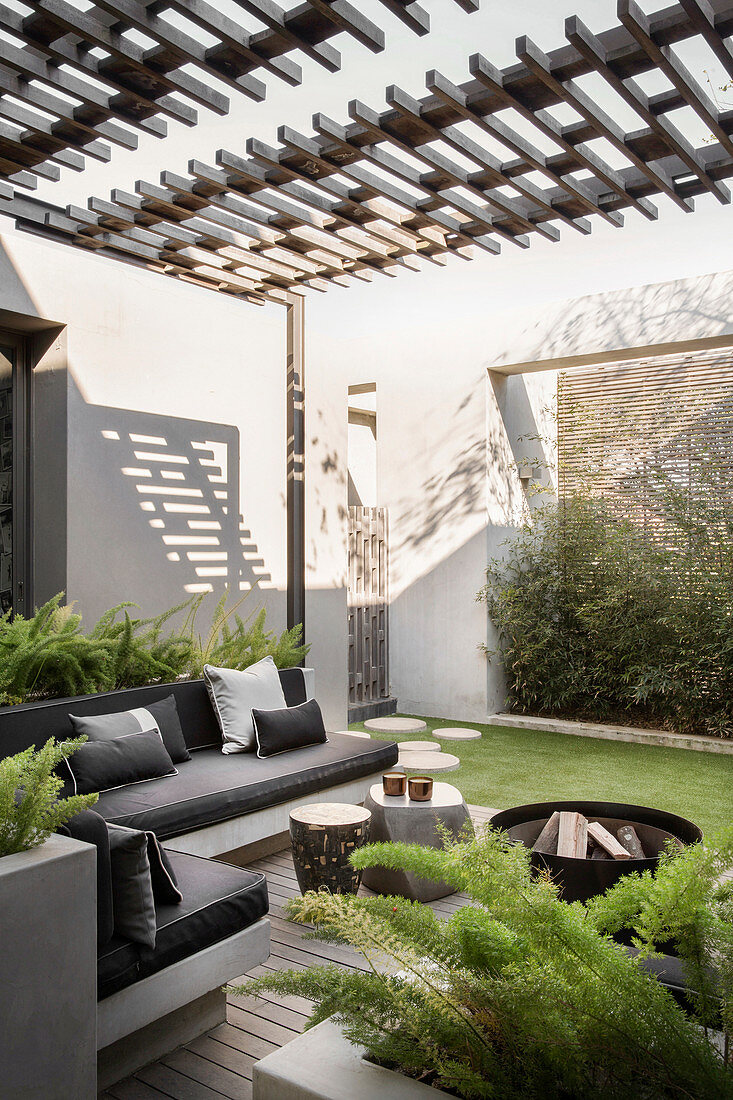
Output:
532 811 647 860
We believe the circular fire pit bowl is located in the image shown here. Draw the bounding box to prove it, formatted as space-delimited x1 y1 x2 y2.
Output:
491 800 702 903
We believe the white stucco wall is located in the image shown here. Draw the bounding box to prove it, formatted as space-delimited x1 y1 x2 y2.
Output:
310 296 557 722
0 224 288 634
0 224 351 728
304 335 349 728
309 266 733 723
485 268 733 374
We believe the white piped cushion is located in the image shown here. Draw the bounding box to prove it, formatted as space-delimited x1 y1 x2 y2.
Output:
204 656 287 754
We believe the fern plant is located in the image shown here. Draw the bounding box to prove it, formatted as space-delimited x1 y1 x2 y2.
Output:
233 828 733 1099
181 589 309 678
0 594 114 702
87 597 197 689
0 738 98 857
586 829 733 1049
0 590 308 705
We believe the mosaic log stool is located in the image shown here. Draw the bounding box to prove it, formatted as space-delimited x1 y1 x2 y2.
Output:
289 803 371 895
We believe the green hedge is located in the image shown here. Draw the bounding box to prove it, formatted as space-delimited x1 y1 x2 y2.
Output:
0 591 308 706
480 495 733 738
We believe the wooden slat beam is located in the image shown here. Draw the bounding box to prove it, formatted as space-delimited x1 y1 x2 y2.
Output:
3 0 733 304
20 0 209 121
193 157 425 259
617 1 730 202
426 68 624 227
386 85 591 235
0 0 476 190
677 0 733 79
215 148 451 263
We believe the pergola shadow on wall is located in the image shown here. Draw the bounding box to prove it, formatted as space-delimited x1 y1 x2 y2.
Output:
75 399 273 598
0 0 732 639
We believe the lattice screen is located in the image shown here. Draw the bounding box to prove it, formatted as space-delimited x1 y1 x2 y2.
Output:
348 506 389 705
557 347 733 552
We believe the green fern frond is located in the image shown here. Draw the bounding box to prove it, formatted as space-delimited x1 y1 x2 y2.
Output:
231 827 733 1100
0 738 98 857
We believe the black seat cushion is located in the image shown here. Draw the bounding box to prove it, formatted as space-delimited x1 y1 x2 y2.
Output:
92 733 398 839
98 850 268 999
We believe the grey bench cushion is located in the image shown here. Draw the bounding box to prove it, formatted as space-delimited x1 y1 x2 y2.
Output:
98 850 268 999
93 733 398 839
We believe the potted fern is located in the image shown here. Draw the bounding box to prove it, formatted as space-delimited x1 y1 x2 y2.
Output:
0 738 100 1099
0 590 308 705
241 827 733 1100
0 736 97 857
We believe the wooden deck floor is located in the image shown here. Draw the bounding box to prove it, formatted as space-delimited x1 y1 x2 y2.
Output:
101 805 496 1100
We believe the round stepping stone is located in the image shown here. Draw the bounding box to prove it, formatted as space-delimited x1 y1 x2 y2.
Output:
364 716 427 734
432 727 482 741
334 729 372 739
397 740 441 752
397 751 460 773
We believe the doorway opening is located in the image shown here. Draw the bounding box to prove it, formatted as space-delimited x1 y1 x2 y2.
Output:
0 330 31 616
347 383 394 720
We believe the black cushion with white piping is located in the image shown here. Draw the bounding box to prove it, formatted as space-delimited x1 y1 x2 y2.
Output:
97 850 268 1000
70 693 190 763
59 808 115 947
107 823 157 950
145 829 183 905
62 728 177 795
252 697 328 758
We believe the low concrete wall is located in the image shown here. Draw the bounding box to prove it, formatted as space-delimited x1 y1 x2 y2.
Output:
488 714 733 755
0 833 97 1099
254 1017 446 1099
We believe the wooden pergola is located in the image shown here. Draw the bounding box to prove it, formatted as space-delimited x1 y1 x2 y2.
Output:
0 0 477 190
1 0 732 305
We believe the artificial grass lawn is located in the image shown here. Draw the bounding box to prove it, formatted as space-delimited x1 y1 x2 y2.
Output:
348 715 733 837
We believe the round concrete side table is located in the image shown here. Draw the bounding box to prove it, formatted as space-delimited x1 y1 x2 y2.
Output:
290 803 371 895
361 782 472 902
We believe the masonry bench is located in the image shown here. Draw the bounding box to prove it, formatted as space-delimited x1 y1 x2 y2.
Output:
0 667 398 1091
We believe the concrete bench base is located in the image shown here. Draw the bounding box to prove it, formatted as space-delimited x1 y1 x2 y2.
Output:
98 988 226 1090
1 835 97 1100
98 916 270 1087
487 714 733 754
164 774 386 858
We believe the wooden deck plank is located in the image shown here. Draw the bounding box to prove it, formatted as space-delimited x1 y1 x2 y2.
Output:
225 983 314 1017
227 991 310 1031
108 802 494 1099
136 1060 228 1099
161 1048 252 1097
186 1035 258 1081
208 1022 279 1061
106 1081 171 1100
225 1004 301 1047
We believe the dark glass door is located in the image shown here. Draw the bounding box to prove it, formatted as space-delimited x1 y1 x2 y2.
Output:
0 333 30 616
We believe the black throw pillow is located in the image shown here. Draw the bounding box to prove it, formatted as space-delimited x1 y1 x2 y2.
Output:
63 728 177 795
107 824 157 949
59 809 115 946
145 831 182 905
251 697 328 758
69 694 190 763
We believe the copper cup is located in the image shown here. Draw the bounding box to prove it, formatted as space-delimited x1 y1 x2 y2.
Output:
382 771 407 797
408 775 433 802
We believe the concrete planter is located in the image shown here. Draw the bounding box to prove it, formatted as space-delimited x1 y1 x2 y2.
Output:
253 1017 452 1099
0 833 97 1099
